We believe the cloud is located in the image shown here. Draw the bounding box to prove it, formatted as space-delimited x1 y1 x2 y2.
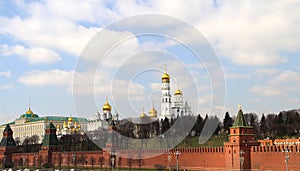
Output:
251 70 300 97
0 14 100 56
0 84 13 90
2 1 298 66
270 70 300 85
18 69 74 86
251 85 282 97
0 70 11 78
199 1 300 66
0 45 61 64
226 73 250 80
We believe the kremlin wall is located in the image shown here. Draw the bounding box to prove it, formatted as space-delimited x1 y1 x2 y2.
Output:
1 107 300 171
0 70 299 171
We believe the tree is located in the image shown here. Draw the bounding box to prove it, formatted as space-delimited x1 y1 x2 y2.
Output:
29 135 39 144
98 156 105 171
223 112 233 133
127 158 133 171
90 157 95 170
161 117 170 134
259 114 267 136
117 156 122 170
14 137 21 146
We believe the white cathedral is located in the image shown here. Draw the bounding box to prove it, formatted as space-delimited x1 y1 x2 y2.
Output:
86 67 193 131
158 67 192 120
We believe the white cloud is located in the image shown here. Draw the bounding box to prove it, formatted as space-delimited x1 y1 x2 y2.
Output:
150 83 161 91
0 45 61 64
251 85 282 97
270 70 300 85
0 70 11 78
0 84 13 90
2 1 298 66
251 70 300 97
226 73 250 80
199 1 300 66
18 69 74 86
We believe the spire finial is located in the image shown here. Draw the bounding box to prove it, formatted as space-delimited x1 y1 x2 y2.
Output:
238 104 242 110
164 64 167 72
28 96 31 110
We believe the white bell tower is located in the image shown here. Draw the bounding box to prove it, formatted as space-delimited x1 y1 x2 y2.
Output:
160 66 172 120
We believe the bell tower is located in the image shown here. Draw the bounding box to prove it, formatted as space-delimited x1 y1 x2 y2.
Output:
160 66 172 120
224 105 259 170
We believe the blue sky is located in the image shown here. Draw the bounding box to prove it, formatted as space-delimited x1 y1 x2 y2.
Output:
0 0 300 123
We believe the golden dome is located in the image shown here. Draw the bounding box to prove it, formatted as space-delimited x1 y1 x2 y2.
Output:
25 108 34 115
174 89 183 95
102 98 112 111
140 112 147 118
68 117 73 122
149 107 157 118
77 123 81 128
63 121 67 128
162 72 170 79
162 65 170 82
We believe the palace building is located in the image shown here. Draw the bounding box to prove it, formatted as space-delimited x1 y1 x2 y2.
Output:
0 107 87 143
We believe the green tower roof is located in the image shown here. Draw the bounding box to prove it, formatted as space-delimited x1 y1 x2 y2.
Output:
0 124 17 147
42 122 59 146
232 107 249 128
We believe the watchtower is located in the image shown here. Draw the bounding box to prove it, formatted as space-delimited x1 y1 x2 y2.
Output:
224 105 259 170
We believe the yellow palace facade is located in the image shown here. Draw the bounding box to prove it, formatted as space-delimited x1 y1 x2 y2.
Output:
0 107 88 143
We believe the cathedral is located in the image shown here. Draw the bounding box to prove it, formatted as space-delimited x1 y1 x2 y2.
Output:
86 66 193 132
147 67 192 120
86 98 119 132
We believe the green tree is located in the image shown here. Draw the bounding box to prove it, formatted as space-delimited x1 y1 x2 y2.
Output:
223 112 233 133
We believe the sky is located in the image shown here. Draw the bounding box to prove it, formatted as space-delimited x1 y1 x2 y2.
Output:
0 0 300 123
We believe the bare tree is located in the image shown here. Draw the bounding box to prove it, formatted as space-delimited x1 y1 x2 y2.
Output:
90 157 96 170
98 156 105 171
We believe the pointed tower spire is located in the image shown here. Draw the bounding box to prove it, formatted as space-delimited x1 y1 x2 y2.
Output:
232 104 248 127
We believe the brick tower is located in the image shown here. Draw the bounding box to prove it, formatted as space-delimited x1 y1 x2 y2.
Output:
39 122 59 166
224 105 259 170
105 120 119 151
0 124 17 168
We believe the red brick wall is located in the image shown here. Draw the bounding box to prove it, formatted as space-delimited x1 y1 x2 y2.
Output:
48 148 226 170
251 145 300 171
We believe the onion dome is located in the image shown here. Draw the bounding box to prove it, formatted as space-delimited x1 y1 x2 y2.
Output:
102 98 112 111
26 107 34 114
63 121 67 128
174 89 183 95
162 65 170 83
140 112 146 118
140 108 147 118
162 72 170 83
20 107 39 119
68 117 73 122
77 123 81 128
149 107 157 118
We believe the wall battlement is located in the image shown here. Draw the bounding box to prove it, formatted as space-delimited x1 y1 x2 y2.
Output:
251 145 300 153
